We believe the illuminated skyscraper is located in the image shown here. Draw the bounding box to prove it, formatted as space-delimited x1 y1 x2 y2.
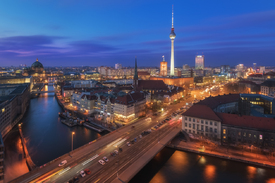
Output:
195 55 204 69
160 55 167 76
169 5 176 76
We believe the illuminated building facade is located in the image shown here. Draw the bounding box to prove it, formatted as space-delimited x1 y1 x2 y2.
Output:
150 76 194 88
160 56 167 76
195 55 204 69
0 84 30 137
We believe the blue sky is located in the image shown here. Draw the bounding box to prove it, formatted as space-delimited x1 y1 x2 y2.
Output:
0 0 274 67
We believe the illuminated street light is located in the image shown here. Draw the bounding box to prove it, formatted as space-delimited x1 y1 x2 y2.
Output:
72 132 75 153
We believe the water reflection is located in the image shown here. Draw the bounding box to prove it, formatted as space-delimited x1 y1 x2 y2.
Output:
247 166 256 182
20 85 104 166
266 178 275 183
204 165 216 183
130 148 275 183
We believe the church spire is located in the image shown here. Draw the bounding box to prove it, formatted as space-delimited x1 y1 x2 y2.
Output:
134 56 138 90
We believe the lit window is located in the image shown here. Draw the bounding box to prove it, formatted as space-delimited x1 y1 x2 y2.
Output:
223 129 226 134
1 108 4 113
223 136 226 139
259 135 263 140
243 132 246 137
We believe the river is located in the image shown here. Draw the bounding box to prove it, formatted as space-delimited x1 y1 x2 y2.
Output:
4 85 275 183
130 148 275 183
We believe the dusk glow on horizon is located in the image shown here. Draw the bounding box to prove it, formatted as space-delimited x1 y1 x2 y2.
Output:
0 0 274 67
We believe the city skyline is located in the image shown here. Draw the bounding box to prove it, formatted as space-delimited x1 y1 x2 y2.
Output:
0 0 275 67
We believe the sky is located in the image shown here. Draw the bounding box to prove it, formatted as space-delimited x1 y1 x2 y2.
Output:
0 0 274 67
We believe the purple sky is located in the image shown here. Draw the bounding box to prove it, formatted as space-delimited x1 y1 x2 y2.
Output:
0 0 275 67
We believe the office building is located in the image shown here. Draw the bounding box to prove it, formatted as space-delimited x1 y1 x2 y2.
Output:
115 63 122 70
195 55 204 69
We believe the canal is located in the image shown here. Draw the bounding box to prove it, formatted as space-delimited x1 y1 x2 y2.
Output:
4 85 275 182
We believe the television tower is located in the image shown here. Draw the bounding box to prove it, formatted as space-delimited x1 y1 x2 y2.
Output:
169 5 176 76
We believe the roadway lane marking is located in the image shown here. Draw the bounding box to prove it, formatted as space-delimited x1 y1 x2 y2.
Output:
58 167 71 175
82 154 99 166
22 173 41 183
94 178 100 183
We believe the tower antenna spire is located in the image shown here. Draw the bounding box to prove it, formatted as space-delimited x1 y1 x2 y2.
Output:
172 5 174 28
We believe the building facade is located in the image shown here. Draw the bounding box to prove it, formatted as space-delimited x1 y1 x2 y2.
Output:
195 55 204 70
0 84 30 137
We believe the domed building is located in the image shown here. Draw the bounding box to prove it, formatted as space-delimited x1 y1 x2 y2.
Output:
23 58 46 82
31 58 44 73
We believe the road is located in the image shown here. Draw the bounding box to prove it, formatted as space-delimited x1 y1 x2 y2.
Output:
12 97 191 183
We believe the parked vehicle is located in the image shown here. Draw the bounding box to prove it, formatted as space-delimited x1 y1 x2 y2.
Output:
103 156 109 162
98 159 105 165
127 142 131 146
114 150 119 154
80 170 86 177
84 169 91 175
58 160 67 166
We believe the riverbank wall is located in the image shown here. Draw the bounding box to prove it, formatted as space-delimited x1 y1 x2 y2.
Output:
167 140 275 170
18 127 36 171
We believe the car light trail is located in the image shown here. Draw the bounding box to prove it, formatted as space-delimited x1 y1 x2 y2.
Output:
113 138 127 147
82 154 99 166
107 138 122 147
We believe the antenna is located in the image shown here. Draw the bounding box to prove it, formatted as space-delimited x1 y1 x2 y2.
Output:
162 55 165 61
172 5 174 28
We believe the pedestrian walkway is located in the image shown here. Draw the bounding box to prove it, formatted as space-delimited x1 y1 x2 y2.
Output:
168 137 275 169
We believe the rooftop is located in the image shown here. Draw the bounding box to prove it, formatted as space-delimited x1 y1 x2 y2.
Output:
217 113 275 131
197 93 240 109
182 104 221 121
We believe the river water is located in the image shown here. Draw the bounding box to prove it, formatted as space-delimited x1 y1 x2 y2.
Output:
4 85 275 182
130 148 275 183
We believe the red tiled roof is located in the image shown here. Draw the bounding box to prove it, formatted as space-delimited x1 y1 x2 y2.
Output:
217 113 275 131
197 94 240 109
137 80 168 90
238 80 258 85
115 91 145 105
182 104 221 121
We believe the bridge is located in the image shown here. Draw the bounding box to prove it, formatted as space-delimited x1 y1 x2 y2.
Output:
10 100 188 183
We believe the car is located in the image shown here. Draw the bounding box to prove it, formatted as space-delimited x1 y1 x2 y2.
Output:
110 152 116 156
119 147 123 152
84 169 91 175
131 140 135 144
66 180 73 183
73 176 79 183
58 160 67 166
127 142 131 146
139 135 142 138
98 159 105 165
114 150 119 154
80 170 86 177
103 156 109 162
134 138 137 142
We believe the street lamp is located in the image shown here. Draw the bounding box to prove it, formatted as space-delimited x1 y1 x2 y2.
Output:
72 132 75 153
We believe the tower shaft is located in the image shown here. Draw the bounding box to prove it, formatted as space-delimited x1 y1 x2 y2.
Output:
170 39 174 76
